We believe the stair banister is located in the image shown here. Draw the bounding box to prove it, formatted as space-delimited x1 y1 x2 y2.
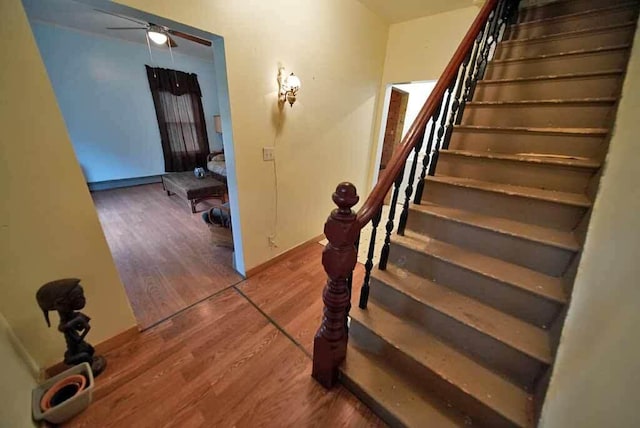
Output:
312 0 518 389
355 0 500 229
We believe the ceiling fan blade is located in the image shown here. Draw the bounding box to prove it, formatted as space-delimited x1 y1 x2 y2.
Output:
106 27 148 30
167 35 178 48
94 9 148 26
168 29 212 47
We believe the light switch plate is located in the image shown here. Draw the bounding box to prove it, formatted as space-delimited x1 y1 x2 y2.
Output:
263 147 275 161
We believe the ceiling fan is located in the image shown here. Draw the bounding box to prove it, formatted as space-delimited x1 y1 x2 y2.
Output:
96 9 212 48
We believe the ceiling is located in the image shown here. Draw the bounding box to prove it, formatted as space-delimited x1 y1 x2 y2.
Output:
21 0 214 61
358 0 481 23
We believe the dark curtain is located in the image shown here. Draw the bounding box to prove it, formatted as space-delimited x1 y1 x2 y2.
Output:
146 65 210 172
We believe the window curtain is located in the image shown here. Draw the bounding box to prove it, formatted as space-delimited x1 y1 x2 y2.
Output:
145 65 210 172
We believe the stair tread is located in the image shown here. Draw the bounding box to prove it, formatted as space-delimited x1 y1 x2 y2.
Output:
441 149 601 169
477 69 624 84
503 22 636 45
491 44 631 63
427 175 592 208
515 1 640 27
350 301 534 427
454 124 609 136
467 97 616 105
394 229 567 304
341 344 468 427
409 203 580 251
372 264 552 364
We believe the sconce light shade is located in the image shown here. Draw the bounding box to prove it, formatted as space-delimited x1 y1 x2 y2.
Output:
279 71 301 107
214 115 222 134
285 73 301 91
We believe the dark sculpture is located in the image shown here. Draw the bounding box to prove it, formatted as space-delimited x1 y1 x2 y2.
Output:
36 278 106 376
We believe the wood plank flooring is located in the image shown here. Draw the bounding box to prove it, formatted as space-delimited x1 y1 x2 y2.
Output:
92 183 242 329
65 243 383 427
238 244 365 355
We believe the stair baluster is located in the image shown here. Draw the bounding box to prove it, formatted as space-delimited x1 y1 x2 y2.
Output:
359 205 382 309
413 103 442 204
456 22 488 125
443 54 473 151
428 80 456 177
378 169 404 270
472 1 508 96
397 122 427 235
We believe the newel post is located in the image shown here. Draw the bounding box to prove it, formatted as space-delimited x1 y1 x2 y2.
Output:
312 182 360 388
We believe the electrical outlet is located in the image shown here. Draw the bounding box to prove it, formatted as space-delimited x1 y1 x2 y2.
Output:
263 147 275 161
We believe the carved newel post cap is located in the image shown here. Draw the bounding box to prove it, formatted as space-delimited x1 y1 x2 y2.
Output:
332 182 359 213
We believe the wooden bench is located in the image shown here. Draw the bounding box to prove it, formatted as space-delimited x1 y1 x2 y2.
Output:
162 172 227 213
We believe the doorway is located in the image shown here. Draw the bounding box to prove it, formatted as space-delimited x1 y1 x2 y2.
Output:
379 88 409 176
374 80 437 200
22 0 244 329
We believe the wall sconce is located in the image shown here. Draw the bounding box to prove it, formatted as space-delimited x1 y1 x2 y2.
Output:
278 68 301 107
213 115 222 134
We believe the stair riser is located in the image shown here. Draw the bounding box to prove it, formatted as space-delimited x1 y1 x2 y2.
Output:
405 210 575 277
367 275 544 389
422 179 587 231
473 74 623 102
338 367 407 428
436 153 596 193
485 49 629 79
509 7 639 39
349 321 520 427
461 102 615 128
449 128 606 159
496 26 635 60
386 241 562 326
518 0 635 23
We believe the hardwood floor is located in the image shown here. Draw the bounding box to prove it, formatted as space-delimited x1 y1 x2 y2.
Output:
65 244 383 427
92 183 242 329
238 244 365 355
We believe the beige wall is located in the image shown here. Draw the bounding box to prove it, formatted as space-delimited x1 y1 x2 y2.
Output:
381 6 480 84
368 6 480 184
0 313 37 428
114 0 388 270
539 19 640 428
0 0 136 368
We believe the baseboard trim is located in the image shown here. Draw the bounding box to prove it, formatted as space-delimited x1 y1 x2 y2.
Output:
43 325 140 379
88 175 162 191
245 234 325 278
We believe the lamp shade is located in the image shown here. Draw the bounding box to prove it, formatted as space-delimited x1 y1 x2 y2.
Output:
214 115 222 134
285 73 301 90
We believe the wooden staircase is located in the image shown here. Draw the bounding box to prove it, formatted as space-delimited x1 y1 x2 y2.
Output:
337 0 640 426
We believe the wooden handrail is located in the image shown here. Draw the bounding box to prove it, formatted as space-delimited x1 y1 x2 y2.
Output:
355 0 499 229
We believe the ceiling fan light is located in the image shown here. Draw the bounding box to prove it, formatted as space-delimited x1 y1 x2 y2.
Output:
148 30 168 45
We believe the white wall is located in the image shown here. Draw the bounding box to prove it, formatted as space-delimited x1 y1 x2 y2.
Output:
539 18 640 428
30 21 222 183
393 81 436 138
0 313 37 428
